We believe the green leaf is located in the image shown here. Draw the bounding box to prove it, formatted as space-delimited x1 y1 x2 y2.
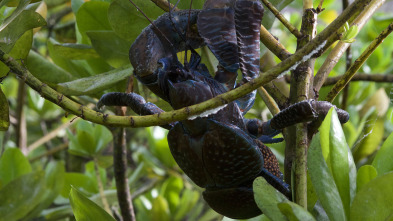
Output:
61 173 96 197
328 109 352 218
87 30 131 68
47 38 93 78
76 1 112 44
51 43 100 60
0 10 46 52
26 50 74 84
21 161 66 220
353 116 384 162
96 155 113 169
277 201 316 221
350 172 393 221
356 165 377 193
93 124 113 154
308 133 346 221
372 131 393 176
0 148 32 188
0 0 31 33
0 87 9 131
108 0 162 42
0 171 46 220
161 176 183 214
151 195 170 221
70 186 116 221
253 176 288 220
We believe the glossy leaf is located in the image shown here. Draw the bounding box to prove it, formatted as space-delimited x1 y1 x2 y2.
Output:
0 148 32 188
51 43 100 60
47 38 93 78
56 65 132 96
108 0 162 42
370 130 393 175
76 1 112 44
70 186 116 221
350 172 393 221
308 133 346 221
0 9 46 52
0 171 46 220
26 50 74 84
0 0 31 33
0 88 9 131
253 176 288 220
328 109 352 218
356 165 377 192
353 116 384 162
87 30 131 68
278 201 316 221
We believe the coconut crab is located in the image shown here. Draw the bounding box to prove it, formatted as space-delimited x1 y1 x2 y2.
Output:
98 0 349 218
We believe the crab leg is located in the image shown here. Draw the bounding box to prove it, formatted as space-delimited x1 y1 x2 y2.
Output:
97 92 174 130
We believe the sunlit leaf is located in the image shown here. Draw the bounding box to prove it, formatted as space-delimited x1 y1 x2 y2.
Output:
277 201 316 221
0 9 46 52
372 131 393 176
70 186 116 221
308 133 346 221
253 176 288 220
151 195 170 221
356 165 377 193
350 172 393 221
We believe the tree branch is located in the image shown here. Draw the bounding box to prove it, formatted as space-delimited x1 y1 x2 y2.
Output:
260 25 292 60
0 0 371 129
325 22 393 102
261 0 303 38
313 0 385 93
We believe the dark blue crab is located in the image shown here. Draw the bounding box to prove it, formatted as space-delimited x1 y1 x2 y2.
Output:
98 0 349 218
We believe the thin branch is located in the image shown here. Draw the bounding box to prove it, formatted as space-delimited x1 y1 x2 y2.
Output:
27 119 77 153
260 25 292 60
257 87 280 115
30 142 69 162
94 157 111 214
261 0 303 38
286 73 393 85
0 0 372 129
325 22 393 102
113 126 136 221
15 79 27 154
313 0 385 93
288 8 317 209
324 73 393 85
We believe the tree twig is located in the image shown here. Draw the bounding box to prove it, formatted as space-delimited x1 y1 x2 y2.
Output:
0 0 372 129
287 7 317 209
261 0 303 38
15 79 27 154
260 25 292 60
325 22 393 102
30 142 69 162
313 0 385 93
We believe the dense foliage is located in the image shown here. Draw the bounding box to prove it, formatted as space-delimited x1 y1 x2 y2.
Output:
0 0 393 220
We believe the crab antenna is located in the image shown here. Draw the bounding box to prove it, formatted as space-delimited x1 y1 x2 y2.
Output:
167 0 188 67
127 0 174 49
